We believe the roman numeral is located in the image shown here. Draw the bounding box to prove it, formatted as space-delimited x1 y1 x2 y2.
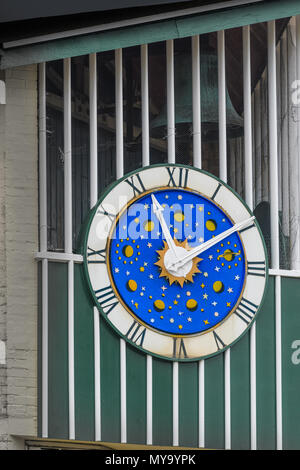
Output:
234 297 258 325
94 285 118 315
97 204 116 222
125 320 146 347
173 337 188 359
211 183 222 200
213 331 226 351
166 167 189 188
125 174 146 197
247 260 266 277
87 246 106 264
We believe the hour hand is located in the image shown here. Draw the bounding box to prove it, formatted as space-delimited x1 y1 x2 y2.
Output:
151 194 178 258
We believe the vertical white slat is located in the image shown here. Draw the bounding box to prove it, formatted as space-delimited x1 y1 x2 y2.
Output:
39 62 48 438
115 48 127 444
243 25 257 450
218 29 231 450
268 20 282 450
254 83 262 207
276 38 282 214
89 52 101 442
141 43 153 445
294 15 300 270
218 30 227 183
173 361 179 446
146 354 153 445
115 49 124 180
261 70 269 202
192 35 202 168
280 31 290 242
141 44 150 167
198 360 205 448
64 57 75 440
166 40 176 164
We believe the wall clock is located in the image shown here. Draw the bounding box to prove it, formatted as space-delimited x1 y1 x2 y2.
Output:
82 164 268 361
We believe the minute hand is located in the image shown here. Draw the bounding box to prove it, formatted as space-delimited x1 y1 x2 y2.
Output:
169 216 255 270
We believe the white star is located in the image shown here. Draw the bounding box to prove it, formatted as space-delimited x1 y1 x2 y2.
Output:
114 268 119 273
157 232 161 236
178 311 184 316
149 274 154 279
209 255 213 260
198 237 204 243
190 204 194 209
170 318 174 323
212 301 217 306
161 285 167 291
235 275 240 280
214 312 219 317
227 287 233 293
178 195 183 200
123 225 126 230
187 317 192 322
144 204 149 209
203 293 208 300
147 242 152 248
140 292 144 296
203 272 208 277
150 318 155 323
142 286 146 291
126 271 130 276
215 266 220 272
144 262 148 266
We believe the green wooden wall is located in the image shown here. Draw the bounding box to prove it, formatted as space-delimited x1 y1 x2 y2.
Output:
39 264 300 449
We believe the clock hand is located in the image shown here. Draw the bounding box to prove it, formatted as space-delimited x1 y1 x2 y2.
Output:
168 215 255 271
151 194 179 260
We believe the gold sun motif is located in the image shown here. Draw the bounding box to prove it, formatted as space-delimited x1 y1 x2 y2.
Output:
155 239 202 287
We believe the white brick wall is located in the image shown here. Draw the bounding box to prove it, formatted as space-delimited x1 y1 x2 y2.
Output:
0 65 38 449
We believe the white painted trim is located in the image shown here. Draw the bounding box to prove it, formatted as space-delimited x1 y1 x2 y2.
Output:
2 0 263 49
146 354 153 445
115 49 124 179
64 58 73 255
173 361 179 446
94 307 101 441
68 260 75 440
224 348 231 450
218 30 227 183
35 251 83 263
250 322 257 449
275 275 282 450
39 62 47 252
269 268 300 278
167 39 175 164
141 44 150 168
41 258 48 438
120 338 127 443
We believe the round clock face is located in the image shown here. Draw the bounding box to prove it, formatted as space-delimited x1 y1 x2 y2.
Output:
83 165 268 361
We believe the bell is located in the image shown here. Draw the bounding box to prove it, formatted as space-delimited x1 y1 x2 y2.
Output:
150 50 244 141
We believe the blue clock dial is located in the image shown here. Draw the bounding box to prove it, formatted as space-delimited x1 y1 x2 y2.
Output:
108 188 246 336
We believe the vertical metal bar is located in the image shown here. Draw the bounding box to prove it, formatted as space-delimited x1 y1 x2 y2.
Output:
218 30 227 182
243 24 257 450
166 40 176 164
173 361 179 446
141 44 150 167
268 20 282 450
218 29 231 450
141 43 153 446
198 360 205 448
192 35 202 168
39 62 48 438
115 48 127 444
288 18 300 270
64 57 75 440
89 52 101 442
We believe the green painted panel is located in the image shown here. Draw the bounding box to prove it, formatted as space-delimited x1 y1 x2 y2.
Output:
281 277 300 450
2 0 299 69
256 276 276 450
100 317 121 443
48 262 69 439
230 330 250 450
179 361 199 448
74 263 95 441
126 344 147 444
152 357 173 446
204 353 224 450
